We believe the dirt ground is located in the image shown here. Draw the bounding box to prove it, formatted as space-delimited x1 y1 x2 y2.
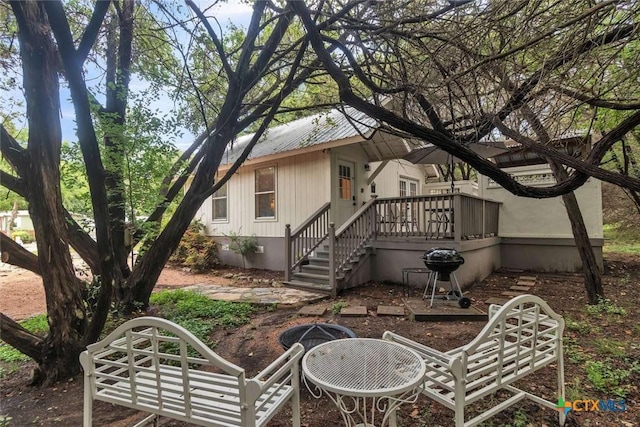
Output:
1 254 639 426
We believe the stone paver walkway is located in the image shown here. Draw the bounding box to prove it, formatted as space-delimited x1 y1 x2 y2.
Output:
181 284 328 307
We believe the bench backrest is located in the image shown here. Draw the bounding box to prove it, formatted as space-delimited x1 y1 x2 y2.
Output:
80 317 247 416
457 295 564 402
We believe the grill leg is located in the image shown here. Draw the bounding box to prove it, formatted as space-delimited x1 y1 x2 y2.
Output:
452 272 463 296
430 272 439 308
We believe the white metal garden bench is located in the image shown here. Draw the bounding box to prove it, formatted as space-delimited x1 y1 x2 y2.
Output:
383 294 565 427
79 317 304 427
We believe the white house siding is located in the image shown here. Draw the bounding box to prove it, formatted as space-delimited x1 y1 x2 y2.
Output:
197 150 331 239
365 159 426 198
478 165 603 239
478 164 604 272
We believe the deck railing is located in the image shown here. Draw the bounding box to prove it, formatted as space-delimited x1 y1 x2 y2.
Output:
374 194 500 240
284 202 331 282
284 194 501 294
329 198 378 291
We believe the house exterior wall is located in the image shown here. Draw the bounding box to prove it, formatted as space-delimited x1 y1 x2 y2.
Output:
370 237 501 290
214 236 285 271
366 160 426 198
478 164 603 239
478 164 604 271
196 151 331 239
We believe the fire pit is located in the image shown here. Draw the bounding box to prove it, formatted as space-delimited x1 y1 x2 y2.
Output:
421 247 471 309
278 323 356 352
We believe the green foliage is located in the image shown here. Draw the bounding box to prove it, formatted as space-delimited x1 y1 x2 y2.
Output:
169 222 219 272
563 336 587 364
603 223 640 254
331 301 348 315
565 378 586 402
592 338 626 358
9 230 33 244
226 230 259 269
585 360 635 397
18 314 48 334
150 289 256 328
0 345 30 364
585 298 627 316
565 318 599 335
149 289 255 360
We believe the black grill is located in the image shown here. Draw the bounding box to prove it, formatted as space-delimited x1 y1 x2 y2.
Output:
421 247 465 281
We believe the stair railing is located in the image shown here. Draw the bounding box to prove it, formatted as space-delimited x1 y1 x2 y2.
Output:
284 202 331 282
330 198 378 290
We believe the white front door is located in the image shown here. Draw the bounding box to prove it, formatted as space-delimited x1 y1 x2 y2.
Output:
336 160 356 226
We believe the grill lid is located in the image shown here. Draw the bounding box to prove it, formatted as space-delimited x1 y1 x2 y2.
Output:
421 247 465 264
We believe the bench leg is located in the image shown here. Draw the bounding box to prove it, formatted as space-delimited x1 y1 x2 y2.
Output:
292 364 301 427
557 343 566 426
292 393 301 427
83 375 92 427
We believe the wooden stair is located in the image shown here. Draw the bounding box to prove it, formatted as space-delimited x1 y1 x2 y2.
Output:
283 242 370 296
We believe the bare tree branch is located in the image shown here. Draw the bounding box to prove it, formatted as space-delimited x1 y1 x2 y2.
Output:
0 232 40 274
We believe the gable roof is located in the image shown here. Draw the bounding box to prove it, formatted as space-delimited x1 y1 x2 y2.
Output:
221 106 378 166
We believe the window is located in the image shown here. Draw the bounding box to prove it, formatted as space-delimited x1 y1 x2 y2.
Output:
338 164 352 200
399 180 407 197
399 178 419 197
212 183 228 221
255 166 276 218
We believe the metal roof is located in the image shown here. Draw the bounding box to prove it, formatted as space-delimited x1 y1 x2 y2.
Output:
221 107 378 165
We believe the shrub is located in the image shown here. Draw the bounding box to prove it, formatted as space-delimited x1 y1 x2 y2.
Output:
170 222 219 272
10 230 34 244
226 230 258 268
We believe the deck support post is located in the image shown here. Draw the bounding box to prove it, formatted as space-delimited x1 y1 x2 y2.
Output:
328 223 336 298
284 224 291 282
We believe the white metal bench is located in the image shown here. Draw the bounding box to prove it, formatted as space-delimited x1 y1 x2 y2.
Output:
383 294 565 427
80 317 304 427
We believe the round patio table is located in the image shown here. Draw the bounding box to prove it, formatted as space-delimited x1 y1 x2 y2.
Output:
302 338 426 427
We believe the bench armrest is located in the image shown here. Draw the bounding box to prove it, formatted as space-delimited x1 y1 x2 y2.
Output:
246 343 304 403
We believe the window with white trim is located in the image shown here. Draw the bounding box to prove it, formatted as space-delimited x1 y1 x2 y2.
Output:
399 177 419 197
255 166 276 218
212 183 228 221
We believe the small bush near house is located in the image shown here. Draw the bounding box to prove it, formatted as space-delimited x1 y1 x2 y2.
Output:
226 230 259 269
9 230 34 244
169 221 219 272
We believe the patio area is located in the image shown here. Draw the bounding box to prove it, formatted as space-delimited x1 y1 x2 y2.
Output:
2 256 638 426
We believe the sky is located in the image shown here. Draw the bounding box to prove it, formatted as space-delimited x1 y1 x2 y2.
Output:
5 0 253 151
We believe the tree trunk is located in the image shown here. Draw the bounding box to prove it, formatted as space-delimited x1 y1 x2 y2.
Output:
11 1 88 383
122 126 234 311
516 103 605 304
120 190 208 312
103 2 134 285
550 163 604 304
